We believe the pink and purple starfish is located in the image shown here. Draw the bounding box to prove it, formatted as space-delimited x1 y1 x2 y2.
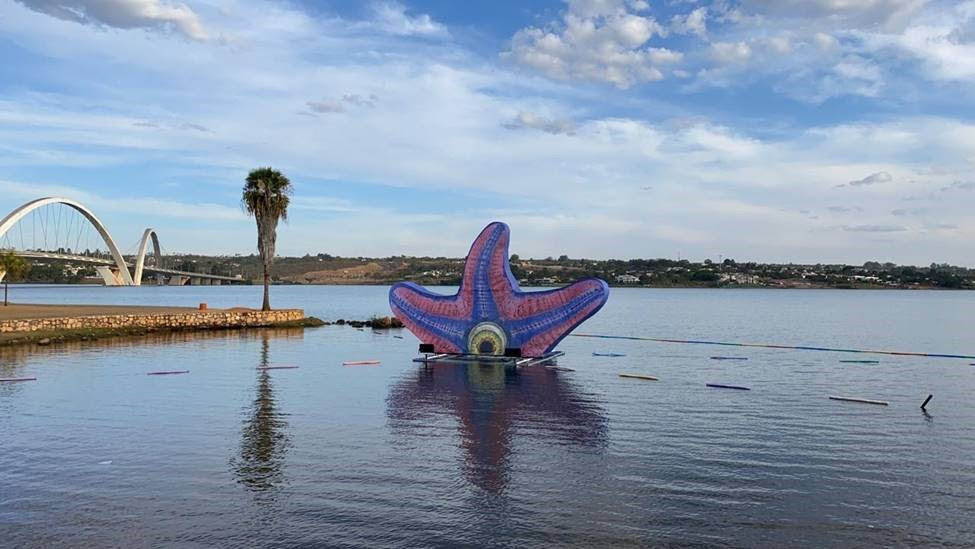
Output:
389 222 610 357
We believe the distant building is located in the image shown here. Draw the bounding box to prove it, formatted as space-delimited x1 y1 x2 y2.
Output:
615 274 640 284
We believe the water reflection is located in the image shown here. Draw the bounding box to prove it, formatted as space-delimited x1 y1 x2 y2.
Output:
0 327 305 365
232 335 290 495
387 362 607 493
0 328 304 404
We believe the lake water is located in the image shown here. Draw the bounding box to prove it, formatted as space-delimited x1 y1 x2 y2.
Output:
2 285 974 547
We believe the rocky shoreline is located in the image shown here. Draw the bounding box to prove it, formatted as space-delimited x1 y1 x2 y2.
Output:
0 304 406 348
0 316 326 348
326 316 404 329
0 304 325 348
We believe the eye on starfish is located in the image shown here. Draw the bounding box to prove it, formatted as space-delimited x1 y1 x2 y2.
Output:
389 222 610 358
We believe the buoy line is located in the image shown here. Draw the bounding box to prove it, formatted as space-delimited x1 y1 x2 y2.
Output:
572 333 975 360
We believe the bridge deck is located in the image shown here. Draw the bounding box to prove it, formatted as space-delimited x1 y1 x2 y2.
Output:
13 251 244 282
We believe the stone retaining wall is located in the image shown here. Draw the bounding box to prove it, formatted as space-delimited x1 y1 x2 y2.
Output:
0 309 305 334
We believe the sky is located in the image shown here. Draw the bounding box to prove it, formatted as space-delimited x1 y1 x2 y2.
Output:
1 0 973 265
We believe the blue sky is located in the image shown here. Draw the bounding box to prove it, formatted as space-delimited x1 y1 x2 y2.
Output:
1 0 974 265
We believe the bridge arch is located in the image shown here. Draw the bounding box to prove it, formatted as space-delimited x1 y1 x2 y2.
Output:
132 228 162 286
0 197 134 285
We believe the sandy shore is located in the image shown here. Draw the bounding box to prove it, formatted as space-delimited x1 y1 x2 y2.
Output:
0 303 250 321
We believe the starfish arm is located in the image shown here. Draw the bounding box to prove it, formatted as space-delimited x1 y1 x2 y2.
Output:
389 282 468 353
505 278 610 357
463 221 513 320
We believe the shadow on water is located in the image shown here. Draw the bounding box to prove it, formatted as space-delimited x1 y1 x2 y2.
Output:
387 361 608 494
231 335 290 498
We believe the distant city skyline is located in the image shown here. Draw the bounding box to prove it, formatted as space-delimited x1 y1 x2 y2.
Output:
1 0 973 266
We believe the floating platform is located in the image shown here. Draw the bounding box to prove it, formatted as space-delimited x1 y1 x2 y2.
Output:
707 383 751 391
0 377 36 383
619 373 658 381
414 351 564 368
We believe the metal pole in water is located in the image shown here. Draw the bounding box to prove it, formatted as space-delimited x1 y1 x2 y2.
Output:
921 394 933 410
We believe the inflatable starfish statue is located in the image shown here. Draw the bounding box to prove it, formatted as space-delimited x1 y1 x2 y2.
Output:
389 222 610 358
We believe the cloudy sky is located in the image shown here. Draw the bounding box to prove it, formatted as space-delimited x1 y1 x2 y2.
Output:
1 0 973 265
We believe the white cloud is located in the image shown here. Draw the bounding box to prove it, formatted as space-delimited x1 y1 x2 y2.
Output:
1 0 975 264
304 94 378 115
503 0 681 88
886 17 975 82
682 0 975 103
290 195 358 213
765 36 792 55
842 224 907 232
342 94 378 108
507 0 974 102
848 171 893 187
306 101 344 114
671 7 707 37
503 112 577 135
834 55 882 82
740 0 928 31
371 1 447 37
14 0 208 40
710 41 752 64
0 179 242 221
813 32 840 50
504 0 975 102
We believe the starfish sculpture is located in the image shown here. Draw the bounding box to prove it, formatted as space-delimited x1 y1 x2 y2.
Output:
389 222 610 357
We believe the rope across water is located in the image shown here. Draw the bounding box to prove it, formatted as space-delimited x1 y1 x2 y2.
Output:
571 333 975 360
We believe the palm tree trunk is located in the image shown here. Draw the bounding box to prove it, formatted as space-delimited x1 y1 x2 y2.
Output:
262 269 271 311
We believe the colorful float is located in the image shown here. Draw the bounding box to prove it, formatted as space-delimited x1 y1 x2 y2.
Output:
389 222 609 365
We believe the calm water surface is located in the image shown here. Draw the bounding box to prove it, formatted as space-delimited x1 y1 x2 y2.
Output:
2 285 974 547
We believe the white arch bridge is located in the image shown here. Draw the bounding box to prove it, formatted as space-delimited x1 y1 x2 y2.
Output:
0 197 245 286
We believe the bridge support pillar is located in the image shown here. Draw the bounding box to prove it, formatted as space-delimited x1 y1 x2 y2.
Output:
190 277 201 286
155 274 166 285
168 275 189 286
212 279 223 286
96 266 128 286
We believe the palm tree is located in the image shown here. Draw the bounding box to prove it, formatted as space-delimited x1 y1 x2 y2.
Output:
0 251 29 306
242 168 292 311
